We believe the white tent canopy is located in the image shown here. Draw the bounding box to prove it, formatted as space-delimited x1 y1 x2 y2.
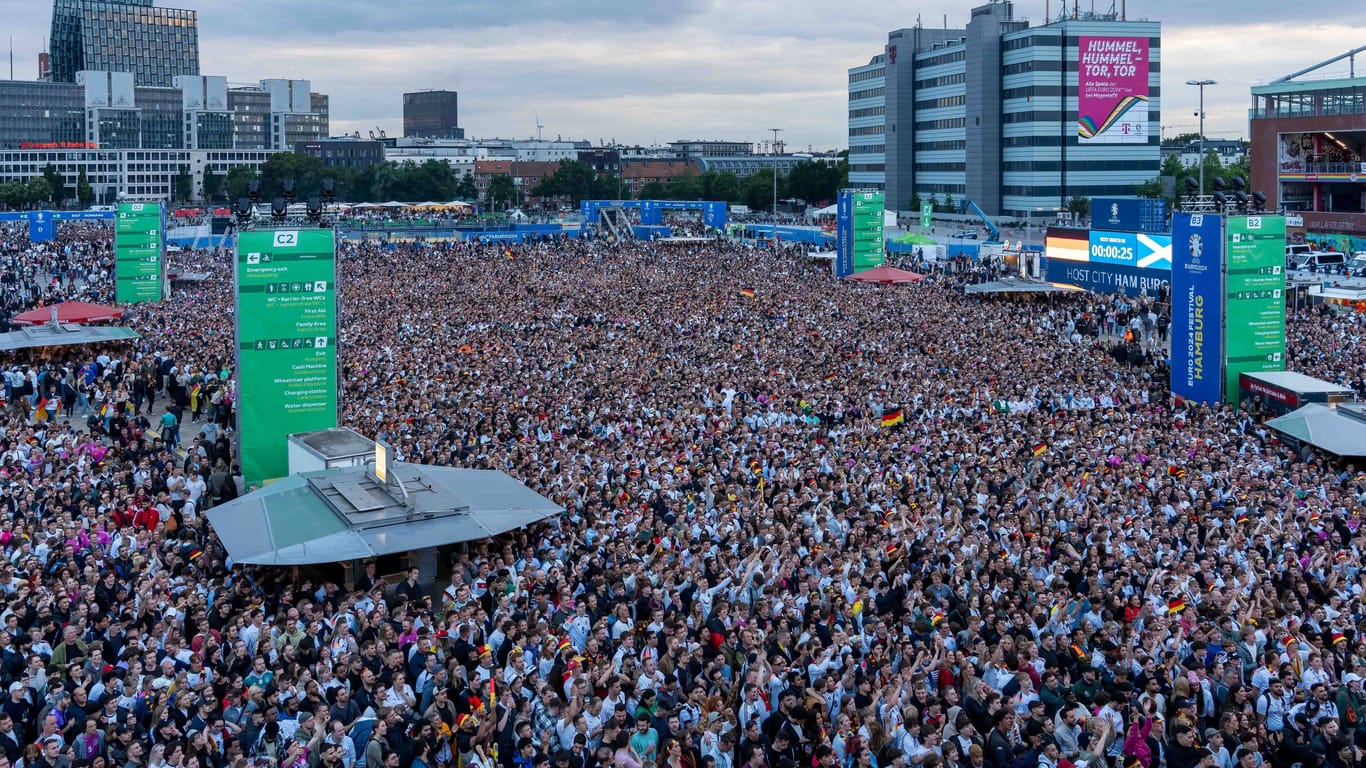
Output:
811 204 838 217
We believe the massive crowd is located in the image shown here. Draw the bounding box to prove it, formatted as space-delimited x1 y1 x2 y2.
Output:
0 221 1362 768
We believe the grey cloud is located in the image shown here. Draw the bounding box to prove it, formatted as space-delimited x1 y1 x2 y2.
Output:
201 0 708 38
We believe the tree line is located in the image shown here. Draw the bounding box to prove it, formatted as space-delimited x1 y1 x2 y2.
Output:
214 155 849 211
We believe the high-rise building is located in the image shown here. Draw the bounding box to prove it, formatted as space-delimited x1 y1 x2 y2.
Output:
0 71 328 202
849 2 1160 217
403 90 462 139
50 0 200 87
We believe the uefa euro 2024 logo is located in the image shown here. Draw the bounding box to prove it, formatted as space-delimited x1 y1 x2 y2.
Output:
1188 234 1203 266
1110 203 1120 220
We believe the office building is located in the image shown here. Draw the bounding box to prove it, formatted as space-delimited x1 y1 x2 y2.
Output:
0 72 327 153
668 139 753 159
0 147 274 203
0 70 327 202
50 0 200 87
1249 49 1366 250
403 90 463 139
621 160 699 196
849 1 1160 217
693 154 823 180
295 137 385 170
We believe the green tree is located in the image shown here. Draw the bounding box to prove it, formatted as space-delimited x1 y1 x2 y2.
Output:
41 164 63 206
534 159 599 204
1162 132 1202 148
1065 195 1091 218
0 180 25 210
485 175 516 209
638 181 668 200
76 167 93 208
592 173 623 201
665 174 704 201
25 178 52 207
708 171 741 203
174 164 193 203
453 172 478 203
259 153 327 200
783 160 842 205
1134 177 1164 199
202 166 220 203
224 165 258 203
741 169 783 212
909 192 922 213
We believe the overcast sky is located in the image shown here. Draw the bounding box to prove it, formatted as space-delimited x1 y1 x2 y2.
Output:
7 0 1366 150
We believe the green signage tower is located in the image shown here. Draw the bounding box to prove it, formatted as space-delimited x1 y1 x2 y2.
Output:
235 229 339 488
1222 215 1287 402
851 191 885 272
114 202 164 303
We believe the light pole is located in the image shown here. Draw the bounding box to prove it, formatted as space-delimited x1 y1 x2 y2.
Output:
1185 79 1216 196
769 127 782 241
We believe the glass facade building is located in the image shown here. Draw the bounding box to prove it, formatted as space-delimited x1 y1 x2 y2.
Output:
136 86 182 149
849 2 1161 217
403 90 462 139
0 81 85 149
0 75 327 152
50 0 200 87
227 88 270 150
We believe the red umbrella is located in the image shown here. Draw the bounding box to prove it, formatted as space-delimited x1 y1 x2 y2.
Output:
842 265 926 284
11 301 126 327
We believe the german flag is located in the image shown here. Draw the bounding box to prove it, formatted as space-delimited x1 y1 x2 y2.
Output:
1236 512 1250 524
881 409 904 428
1167 598 1186 615
1167 465 1187 479
504 249 514 260
1032 443 1047 458
739 288 756 298
823 372 838 382
931 611 946 627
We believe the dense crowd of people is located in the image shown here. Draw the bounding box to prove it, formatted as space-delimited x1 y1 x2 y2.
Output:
0 222 1362 768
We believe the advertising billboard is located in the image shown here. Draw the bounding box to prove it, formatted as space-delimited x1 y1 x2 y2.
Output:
835 191 854 277
27 211 54 243
1223 215 1286 402
1044 228 1089 262
115 202 164 303
235 229 338 488
920 201 933 230
1091 198 1166 234
1087 230 1172 269
1169 213 1223 404
1045 259 1169 297
851 191 885 272
1077 36 1150 144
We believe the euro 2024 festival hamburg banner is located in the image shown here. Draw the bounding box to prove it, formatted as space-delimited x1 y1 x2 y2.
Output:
1077 36 1149 144
1170 213 1223 405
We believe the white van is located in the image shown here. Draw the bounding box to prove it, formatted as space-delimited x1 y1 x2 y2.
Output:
1286 243 1314 260
1292 251 1346 271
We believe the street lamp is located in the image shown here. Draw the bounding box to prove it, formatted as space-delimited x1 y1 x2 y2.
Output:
770 127 782 241
1185 79 1216 197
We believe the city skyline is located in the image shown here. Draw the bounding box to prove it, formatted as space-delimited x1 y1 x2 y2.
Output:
6 0 1365 151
